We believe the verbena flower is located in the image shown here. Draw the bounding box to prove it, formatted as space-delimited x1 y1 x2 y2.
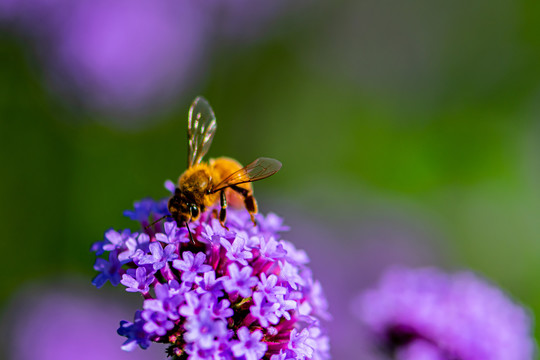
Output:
92 183 330 359
353 266 536 360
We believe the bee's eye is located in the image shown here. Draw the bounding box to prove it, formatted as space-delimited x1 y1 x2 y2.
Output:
190 204 199 218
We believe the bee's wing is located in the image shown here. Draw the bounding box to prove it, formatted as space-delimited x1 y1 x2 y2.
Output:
187 96 217 167
212 157 282 193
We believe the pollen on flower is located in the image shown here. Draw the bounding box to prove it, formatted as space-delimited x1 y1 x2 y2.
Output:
91 182 330 360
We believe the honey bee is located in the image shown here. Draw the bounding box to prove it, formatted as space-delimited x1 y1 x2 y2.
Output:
164 96 281 236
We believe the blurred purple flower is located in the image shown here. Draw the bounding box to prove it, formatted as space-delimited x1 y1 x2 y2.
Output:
2 282 164 360
263 198 454 360
353 266 536 360
395 339 447 360
50 0 208 120
2 0 290 124
1 0 209 124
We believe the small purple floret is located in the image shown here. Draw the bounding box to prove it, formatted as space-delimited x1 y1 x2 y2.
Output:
120 266 155 293
118 232 150 263
117 311 152 351
92 251 122 288
156 221 188 244
232 327 268 360
258 273 286 302
223 263 258 298
220 233 253 265
138 242 178 270
200 219 236 245
124 198 155 222
250 291 281 327
288 328 316 360
195 271 224 298
184 311 228 349
153 282 183 320
173 251 213 283
142 300 175 336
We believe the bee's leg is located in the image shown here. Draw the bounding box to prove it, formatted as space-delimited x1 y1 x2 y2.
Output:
219 190 229 230
144 214 173 232
185 222 195 244
230 185 258 226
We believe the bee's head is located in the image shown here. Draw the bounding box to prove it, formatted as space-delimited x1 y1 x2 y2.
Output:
168 188 200 224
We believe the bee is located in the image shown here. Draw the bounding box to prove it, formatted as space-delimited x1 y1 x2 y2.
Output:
163 96 281 237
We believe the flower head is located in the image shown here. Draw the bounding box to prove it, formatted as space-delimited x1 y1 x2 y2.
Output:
353 266 536 360
92 184 330 359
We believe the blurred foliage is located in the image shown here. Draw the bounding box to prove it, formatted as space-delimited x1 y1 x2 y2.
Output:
1 0 540 349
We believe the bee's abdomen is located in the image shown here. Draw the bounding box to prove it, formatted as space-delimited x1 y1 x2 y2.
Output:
210 157 253 208
209 157 244 186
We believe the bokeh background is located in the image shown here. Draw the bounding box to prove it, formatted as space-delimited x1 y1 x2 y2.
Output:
1 0 540 359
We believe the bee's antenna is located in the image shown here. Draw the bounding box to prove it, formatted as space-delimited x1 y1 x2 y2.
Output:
145 215 173 231
185 222 195 244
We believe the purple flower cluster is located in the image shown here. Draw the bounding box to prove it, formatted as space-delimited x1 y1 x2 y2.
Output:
92 183 330 359
353 266 536 360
